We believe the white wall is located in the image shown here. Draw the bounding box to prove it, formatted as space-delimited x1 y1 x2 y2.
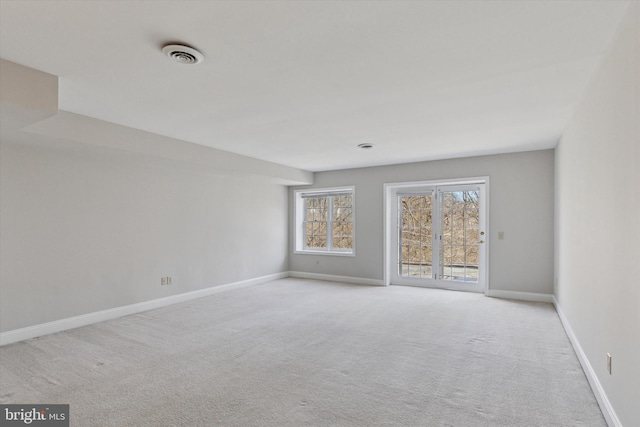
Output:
555 3 639 425
0 137 289 332
290 150 555 294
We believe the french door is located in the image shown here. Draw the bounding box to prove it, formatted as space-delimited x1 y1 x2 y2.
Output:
389 183 486 292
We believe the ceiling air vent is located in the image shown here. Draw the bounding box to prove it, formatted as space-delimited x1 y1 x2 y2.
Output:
162 44 204 65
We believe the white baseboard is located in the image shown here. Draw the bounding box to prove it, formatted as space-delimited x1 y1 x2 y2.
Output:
485 289 554 303
288 271 385 287
0 272 288 346
553 297 621 427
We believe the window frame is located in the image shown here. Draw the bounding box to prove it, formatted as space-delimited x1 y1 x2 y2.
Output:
294 186 355 256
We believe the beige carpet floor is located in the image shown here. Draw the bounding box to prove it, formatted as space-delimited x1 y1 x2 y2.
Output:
0 278 605 426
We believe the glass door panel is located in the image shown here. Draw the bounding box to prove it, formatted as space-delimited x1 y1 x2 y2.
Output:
438 189 480 283
398 193 433 279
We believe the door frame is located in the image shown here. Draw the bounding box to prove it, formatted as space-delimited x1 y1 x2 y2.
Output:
383 177 490 294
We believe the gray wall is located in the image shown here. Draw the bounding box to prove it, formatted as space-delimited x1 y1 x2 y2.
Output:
291 149 555 294
555 3 639 425
0 138 289 332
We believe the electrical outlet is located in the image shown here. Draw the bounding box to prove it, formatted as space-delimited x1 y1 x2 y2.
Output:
607 353 612 375
161 277 167 286
167 276 172 285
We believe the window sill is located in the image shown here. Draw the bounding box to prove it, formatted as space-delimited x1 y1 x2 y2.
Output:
294 250 355 257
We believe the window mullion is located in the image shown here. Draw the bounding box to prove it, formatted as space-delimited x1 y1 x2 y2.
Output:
327 196 334 251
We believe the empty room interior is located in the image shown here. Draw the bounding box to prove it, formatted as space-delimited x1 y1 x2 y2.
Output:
0 1 638 426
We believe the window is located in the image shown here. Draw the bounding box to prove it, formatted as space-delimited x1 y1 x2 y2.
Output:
294 187 354 255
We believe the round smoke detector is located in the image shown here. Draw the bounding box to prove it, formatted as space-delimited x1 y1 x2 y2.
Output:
162 44 204 65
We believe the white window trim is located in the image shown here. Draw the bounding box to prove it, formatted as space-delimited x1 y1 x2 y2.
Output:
294 186 355 256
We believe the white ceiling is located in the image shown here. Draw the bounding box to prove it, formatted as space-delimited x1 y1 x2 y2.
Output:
0 0 631 172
